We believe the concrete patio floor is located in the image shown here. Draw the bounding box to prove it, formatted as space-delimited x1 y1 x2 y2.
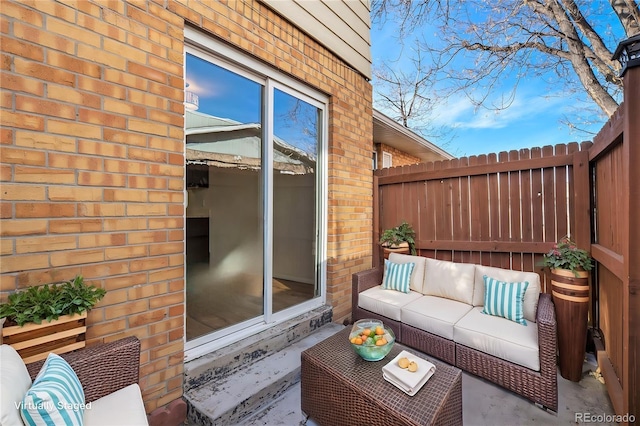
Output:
243 353 615 426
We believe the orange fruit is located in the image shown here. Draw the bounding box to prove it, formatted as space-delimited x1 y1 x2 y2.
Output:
375 326 384 335
350 337 357 344
362 328 371 336
354 337 363 345
375 339 386 346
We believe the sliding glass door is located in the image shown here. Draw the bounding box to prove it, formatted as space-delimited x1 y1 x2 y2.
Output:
185 42 326 349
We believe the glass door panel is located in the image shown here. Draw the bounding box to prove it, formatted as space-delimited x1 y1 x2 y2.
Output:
185 53 264 340
272 88 320 313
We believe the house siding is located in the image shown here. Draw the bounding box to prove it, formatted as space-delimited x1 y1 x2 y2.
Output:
0 0 373 413
264 0 372 79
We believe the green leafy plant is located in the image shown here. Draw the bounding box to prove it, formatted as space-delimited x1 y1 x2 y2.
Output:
380 221 416 255
540 236 594 277
0 275 106 326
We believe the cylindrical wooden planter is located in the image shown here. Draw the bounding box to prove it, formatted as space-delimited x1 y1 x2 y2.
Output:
382 242 410 259
550 268 589 382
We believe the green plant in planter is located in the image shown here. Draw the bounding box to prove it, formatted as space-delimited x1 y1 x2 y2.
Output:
380 221 417 255
540 236 594 277
0 275 106 326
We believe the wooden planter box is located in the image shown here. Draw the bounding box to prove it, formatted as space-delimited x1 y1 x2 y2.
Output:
1 312 87 364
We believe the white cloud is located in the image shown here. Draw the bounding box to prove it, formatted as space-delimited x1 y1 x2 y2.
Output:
432 90 568 130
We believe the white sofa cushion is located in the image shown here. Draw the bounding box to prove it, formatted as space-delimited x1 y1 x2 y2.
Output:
401 296 473 340
83 384 148 425
473 265 541 323
358 286 423 321
1 345 32 426
422 258 476 305
388 253 426 293
454 307 540 371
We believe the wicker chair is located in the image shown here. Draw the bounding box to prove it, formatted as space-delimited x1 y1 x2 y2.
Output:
26 336 141 403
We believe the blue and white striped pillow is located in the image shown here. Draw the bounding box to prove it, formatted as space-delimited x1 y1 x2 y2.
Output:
481 275 529 325
382 260 415 293
21 353 85 426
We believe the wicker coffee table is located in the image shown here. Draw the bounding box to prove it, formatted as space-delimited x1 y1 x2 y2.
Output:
301 328 462 426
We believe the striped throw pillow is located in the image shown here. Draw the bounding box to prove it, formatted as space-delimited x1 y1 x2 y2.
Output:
382 260 415 293
481 276 529 325
21 353 85 426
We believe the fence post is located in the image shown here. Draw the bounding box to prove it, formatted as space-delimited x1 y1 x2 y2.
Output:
373 174 380 268
622 48 640 425
613 34 640 421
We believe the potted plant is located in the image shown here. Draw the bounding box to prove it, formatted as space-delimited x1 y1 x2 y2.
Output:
0 275 105 363
540 236 594 382
380 221 417 257
541 236 594 277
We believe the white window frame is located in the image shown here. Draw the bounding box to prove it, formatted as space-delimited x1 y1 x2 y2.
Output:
382 152 393 168
184 28 328 360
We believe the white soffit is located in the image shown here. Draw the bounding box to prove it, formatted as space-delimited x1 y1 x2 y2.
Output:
373 109 454 162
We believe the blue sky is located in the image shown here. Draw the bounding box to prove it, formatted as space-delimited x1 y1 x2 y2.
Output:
369 9 623 158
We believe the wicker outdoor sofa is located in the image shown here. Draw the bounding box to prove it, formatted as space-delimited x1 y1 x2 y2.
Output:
352 253 558 412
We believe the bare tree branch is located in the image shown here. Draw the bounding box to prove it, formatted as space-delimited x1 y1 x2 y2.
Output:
563 0 618 69
462 40 572 60
610 0 640 35
372 0 632 123
374 48 435 127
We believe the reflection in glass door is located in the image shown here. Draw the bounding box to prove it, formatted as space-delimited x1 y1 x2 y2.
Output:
185 54 264 340
185 46 326 346
272 89 320 312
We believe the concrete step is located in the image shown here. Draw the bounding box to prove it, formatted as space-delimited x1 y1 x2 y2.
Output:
184 305 333 393
236 324 343 426
237 381 321 426
184 306 344 425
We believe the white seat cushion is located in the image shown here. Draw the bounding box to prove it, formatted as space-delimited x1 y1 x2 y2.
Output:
1 344 32 426
388 253 427 293
358 286 423 321
84 384 148 425
473 265 541 323
401 296 473 340
454 307 540 371
422 258 476 305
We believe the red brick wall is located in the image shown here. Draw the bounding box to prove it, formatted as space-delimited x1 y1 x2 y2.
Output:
375 143 422 169
0 0 373 412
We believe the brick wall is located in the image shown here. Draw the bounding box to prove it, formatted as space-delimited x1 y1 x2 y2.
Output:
0 0 372 412
375 143 422 169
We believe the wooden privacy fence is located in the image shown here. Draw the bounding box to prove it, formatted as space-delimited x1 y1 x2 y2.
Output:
590 106 627 417
374 142 592 292
588 61 640 418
